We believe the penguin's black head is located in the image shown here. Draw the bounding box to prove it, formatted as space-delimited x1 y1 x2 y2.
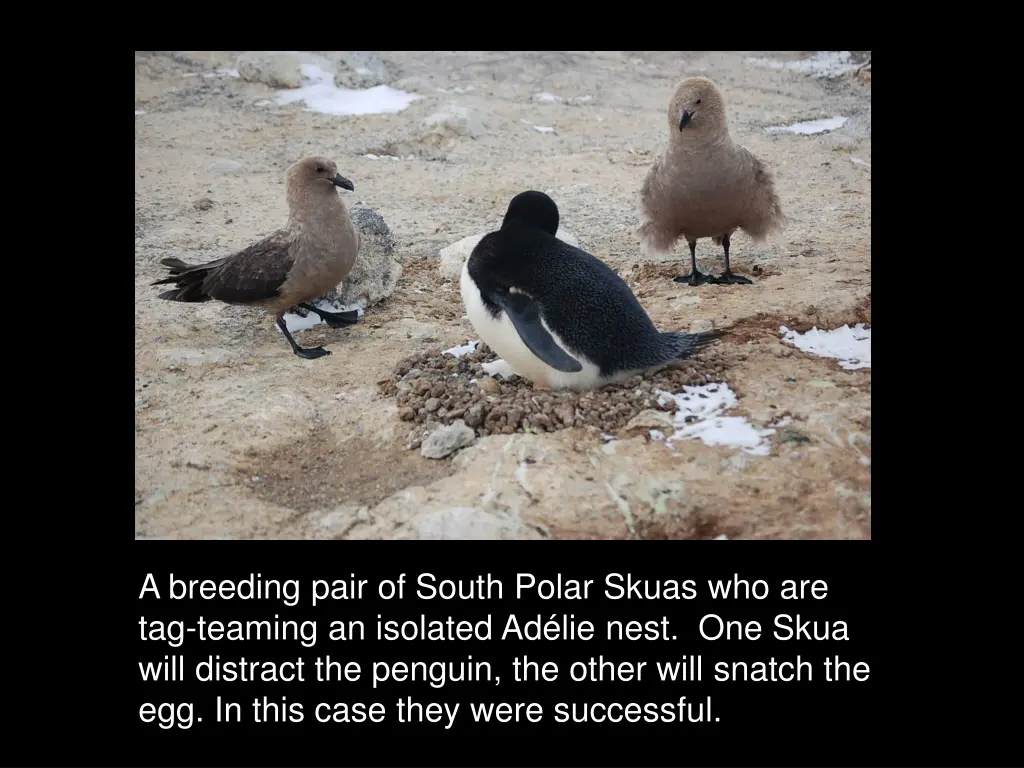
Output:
500 190 560 236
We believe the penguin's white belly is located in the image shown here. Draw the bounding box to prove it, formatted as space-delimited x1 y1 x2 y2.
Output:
460 261 623 392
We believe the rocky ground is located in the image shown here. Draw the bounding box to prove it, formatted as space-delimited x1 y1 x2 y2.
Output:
134 51 871 540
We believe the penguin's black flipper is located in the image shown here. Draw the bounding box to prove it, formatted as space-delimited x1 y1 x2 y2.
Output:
488 289 583 373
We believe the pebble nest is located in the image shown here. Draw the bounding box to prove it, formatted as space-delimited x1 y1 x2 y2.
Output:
377 341 730 447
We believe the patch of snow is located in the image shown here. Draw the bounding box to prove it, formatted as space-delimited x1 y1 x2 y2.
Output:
436 85 475 94
601 433 616 442
745 51 861 78
198 68 240 78
279 298 366 334
658 383 775 456
772 416 793 429
364 154 379 160
515 461 530 489
534 92 561 103
443 340 479 358
851 157 871 167
780 324 871 370
135 109 146 116
533 125 555 133
766 116 848 135
481 359 514 379
573 95 593 103
714 534 729 540
649 430 666 441
275 64 421 116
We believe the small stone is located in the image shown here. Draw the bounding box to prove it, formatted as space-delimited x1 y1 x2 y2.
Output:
655 393 678 412
193 197 214 211
398 407 415 421
530 413 552 429
554 403 575 425
623 409 675 436
476 377 502 395
424 397 441 412
465 404 485 427
421 420 477 459
771 344 793 358
506 407 524 428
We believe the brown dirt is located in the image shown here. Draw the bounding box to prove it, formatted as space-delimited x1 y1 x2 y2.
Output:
239 429 457 514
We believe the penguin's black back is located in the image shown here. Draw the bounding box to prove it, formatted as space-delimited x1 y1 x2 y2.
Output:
469 201 676 375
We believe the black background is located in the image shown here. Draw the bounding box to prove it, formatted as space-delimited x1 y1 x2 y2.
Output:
125 544 918 767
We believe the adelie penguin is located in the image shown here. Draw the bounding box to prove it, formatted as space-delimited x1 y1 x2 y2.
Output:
460 191 728 392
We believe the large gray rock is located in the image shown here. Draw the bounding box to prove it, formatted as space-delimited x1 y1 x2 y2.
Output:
332 52 400 89
342 207 400 308
236 51 331 89
421 420 477 459
301 207 401 313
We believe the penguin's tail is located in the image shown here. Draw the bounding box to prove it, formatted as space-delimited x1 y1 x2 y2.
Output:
659 328 729 361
